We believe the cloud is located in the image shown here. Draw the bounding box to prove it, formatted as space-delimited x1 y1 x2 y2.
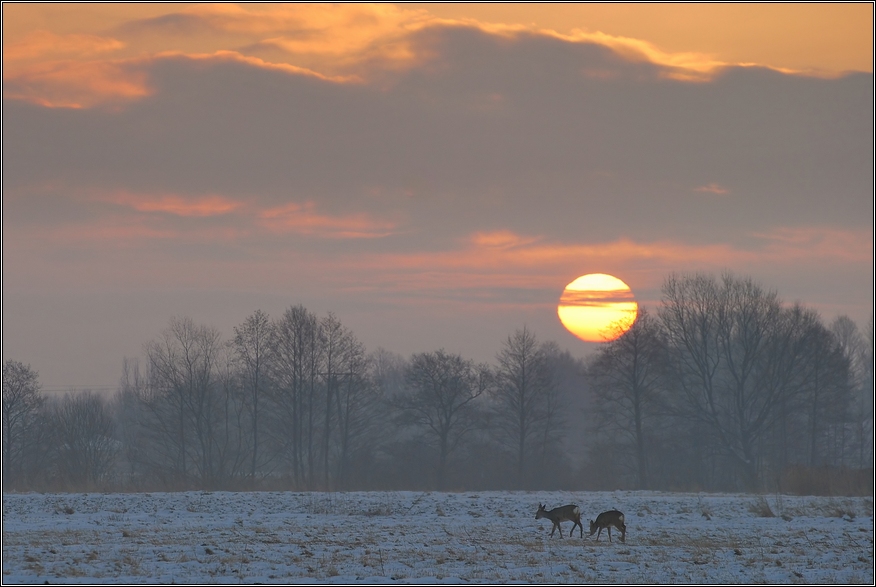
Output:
3 31 136 108
116 4 435 74
3 30 125 62
4 35 869 256
105 191 244 217
469 230 540 249
753 226 873 264
319 226 872 307
2 49 356 109
160 50 360 83
412 235 747 273
259 202 399 239
5 5 846 110
3 58 152 109
556 29 728 81
693 182 730 194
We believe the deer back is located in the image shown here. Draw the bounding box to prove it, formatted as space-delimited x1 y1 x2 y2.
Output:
537 504 581 522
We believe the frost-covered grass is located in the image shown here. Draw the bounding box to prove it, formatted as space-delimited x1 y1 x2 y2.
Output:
3 490 873 584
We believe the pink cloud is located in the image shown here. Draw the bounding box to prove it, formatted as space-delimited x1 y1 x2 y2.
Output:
693 182 730 194
326 228 870 303
106 191 244 217
259 202 398 239
469 230 539 248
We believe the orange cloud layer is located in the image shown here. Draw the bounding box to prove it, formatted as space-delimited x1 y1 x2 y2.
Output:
196 3 431 71
5 4 851 109
417 4 872 76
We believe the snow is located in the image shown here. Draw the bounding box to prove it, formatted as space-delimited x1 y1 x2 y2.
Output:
3 490 873 584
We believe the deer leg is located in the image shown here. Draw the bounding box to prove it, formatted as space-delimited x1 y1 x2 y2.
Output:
608 527 613 542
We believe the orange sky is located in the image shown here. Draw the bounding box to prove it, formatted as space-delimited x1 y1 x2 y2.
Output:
414 3 873 74
3 3 872 110
4 3 872 74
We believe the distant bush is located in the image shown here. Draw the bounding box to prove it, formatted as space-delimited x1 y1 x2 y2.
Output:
779 465 874 497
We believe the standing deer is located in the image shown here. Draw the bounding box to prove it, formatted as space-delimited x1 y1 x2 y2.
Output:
535 503 583 538
588 510 626 543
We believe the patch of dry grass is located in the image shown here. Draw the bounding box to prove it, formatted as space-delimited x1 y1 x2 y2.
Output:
748 495 775 517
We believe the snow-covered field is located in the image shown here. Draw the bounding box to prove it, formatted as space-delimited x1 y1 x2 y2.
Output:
3 490 873 584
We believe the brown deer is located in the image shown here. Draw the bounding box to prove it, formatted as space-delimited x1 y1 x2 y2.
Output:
535 503 583 538
588 510 626 543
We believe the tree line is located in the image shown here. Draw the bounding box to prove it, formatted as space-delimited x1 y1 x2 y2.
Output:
3 273 873 494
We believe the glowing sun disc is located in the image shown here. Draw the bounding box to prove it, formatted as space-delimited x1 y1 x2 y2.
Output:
557 273 638 342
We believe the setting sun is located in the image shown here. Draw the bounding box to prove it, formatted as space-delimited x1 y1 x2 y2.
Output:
557 274 638 342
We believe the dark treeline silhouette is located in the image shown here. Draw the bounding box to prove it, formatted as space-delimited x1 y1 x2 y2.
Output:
3 273 873 494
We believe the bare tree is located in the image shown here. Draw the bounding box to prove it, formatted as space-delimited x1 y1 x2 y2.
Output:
268 305 323 488
371 348 407 398
490 327 560 487
862 315 875 467
51 391 118 489
659 273 819 489
144 316 227 488
859 314 874 469
213 343 250 485
395 350 488 490
330 327 378 489
232 309 273 484
314 315 381 489
115 357 151 488
2 361 45 488
320 313 345 489
534 342 575 483
800 321 853 467
587 309 667 489
830 315 872 468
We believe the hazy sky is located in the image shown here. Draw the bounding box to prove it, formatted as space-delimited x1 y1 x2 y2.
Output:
3 3 873 391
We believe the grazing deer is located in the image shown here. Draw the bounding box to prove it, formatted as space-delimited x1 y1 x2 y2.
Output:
535 503 583 538
588 510 626 543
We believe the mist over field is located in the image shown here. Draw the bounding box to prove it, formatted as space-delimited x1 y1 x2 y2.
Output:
3 273 874 499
